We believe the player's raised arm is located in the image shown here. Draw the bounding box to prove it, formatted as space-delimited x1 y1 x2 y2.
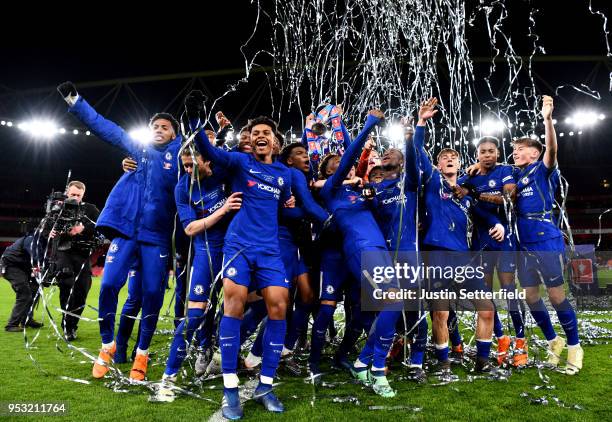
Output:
58 81 139 156
541 95 558 169
403 119 419 186
415 97 438 181
185 90 235 168
328 109 383 188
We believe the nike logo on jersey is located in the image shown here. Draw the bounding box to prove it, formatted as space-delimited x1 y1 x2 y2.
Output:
249 169 261 174
219 336 235 341
159 254 168 258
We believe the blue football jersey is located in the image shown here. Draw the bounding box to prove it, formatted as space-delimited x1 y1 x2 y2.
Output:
423 170 474 251
371 176 418 252
514 161 562 243
175 172 230 250
320 114 386 258
193 127 293 249
461 164 515 249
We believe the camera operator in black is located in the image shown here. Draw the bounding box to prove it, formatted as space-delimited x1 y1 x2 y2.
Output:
1 235 44 332
49 181 100 341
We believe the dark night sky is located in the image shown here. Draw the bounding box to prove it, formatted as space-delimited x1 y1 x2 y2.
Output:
0 1 610 234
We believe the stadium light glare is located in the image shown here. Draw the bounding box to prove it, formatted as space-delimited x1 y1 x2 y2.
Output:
569 111 599 127
29 120 58 138
73 129 79 135
386 124 405 144
129 126 151 145
18 120 58 139
479 118 505 135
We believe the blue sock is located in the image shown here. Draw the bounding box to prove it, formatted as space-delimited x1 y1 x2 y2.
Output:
553 299 579 346
476 339 492 359
357 315 379 366
309 304 335 367
493 308 504 338
448 310 462 347
284 302 313 350
240 300 267 345
174 263 187 328
220 316 241 375
165 322 187 376
223 387 240 407
411 349 424 366
165 308 204 375
435 345 449 362
201 304 224 349
371 310 400 369
528 299 557 341
250 320 266 358
260 319 287 382
508 296 525 338
411 314 428 366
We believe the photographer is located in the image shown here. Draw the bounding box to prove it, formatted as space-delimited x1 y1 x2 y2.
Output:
1 234 44 332
50 181 100 341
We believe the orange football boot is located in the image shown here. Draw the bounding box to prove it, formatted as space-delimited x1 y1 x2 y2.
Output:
130 353 149 381
497 335 511 365
513 338 528 367
92 343 116 379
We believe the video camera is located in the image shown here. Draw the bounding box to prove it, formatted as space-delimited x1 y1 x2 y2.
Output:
42 191 84 244
43 189 103 251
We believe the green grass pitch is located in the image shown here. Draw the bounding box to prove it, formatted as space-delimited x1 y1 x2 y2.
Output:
0 277 610 421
